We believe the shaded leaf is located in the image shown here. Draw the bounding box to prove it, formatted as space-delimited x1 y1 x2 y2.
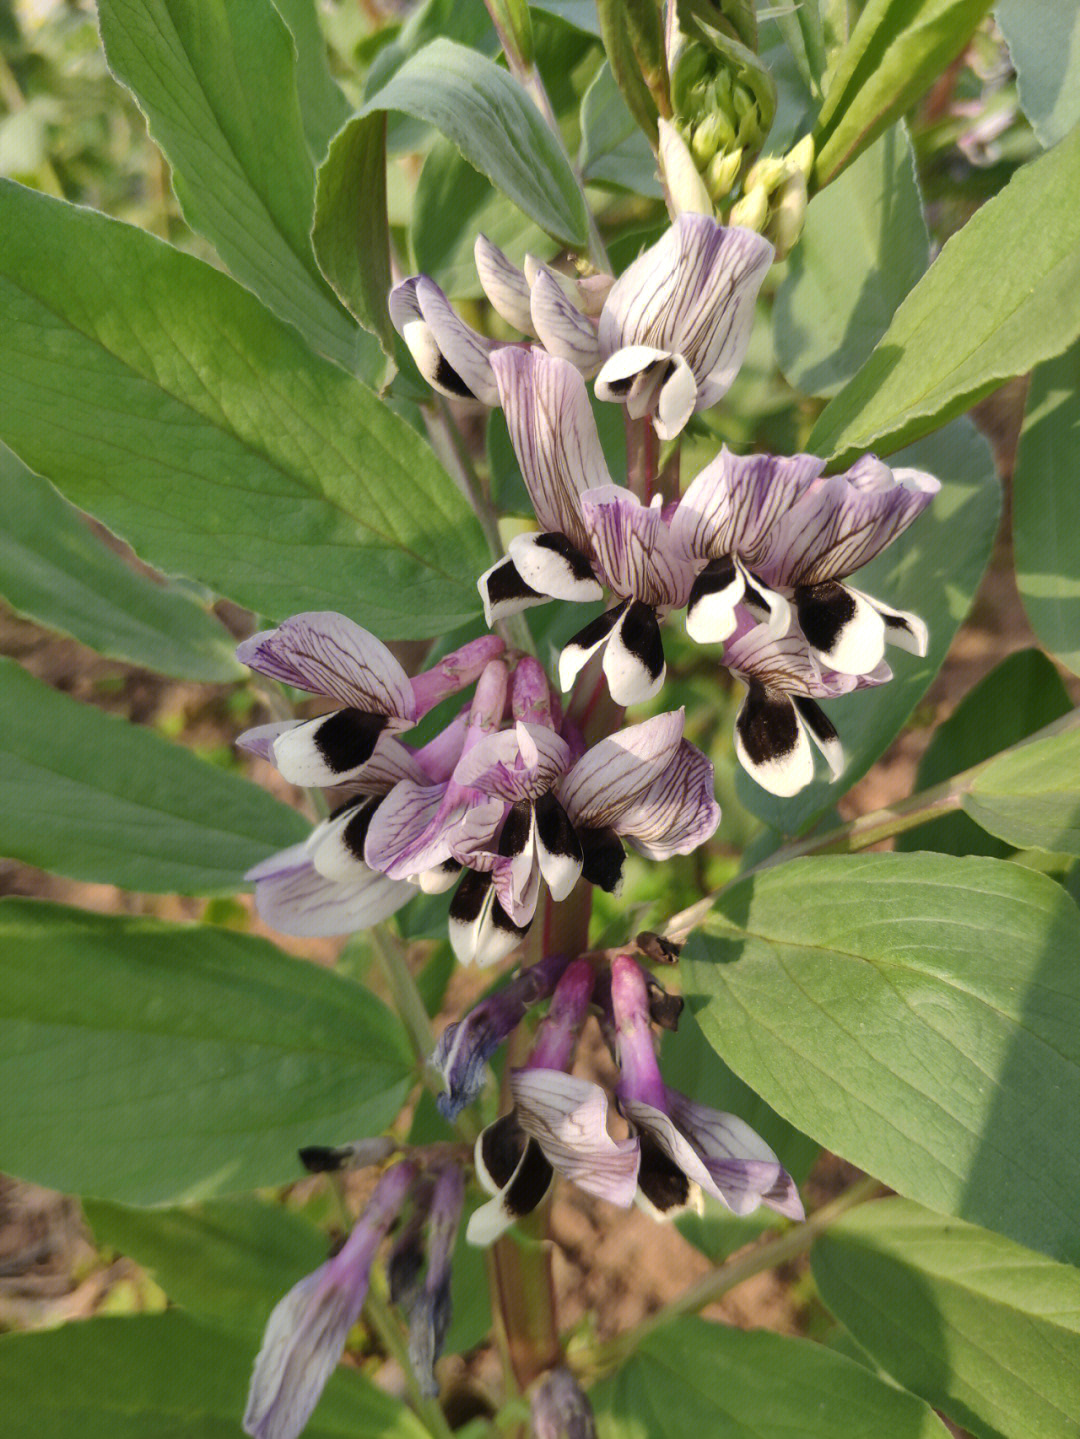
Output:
963 721 1080 856
271 0 351 160
579 61 664 196
996 0 1080 149
682 853 1080 1264
0 899 413 1204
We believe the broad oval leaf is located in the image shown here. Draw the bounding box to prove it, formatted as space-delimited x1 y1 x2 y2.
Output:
963 722 1080 856
0 657 306 892
0 1311 425 1439
363 38 588 246
592 1317 949 1439
579 61 663 197
0 899 414 1204
813 1197 1080 1439
775 124 929 398
0 444 240 682
1013 339 1080 676
681 853 1080 1264
736 417 1000 834
813 0 994 187
0 180 488 638
809 123 1080 464
996 0 1080 150
98 0 363 371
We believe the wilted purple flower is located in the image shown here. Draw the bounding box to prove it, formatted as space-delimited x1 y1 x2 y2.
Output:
722 615 889 797
430 950 574 1120
610 956 802 1221
405 1165 466 1398
531 1367 597 1439
244 1160 417 1439
237 613 503 787
468 960 639 1245
593 214 773 439
478 350 700 705
672 449 938 675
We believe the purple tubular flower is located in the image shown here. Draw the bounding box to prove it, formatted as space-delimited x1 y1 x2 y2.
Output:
243 1160 417 1439
430 950 574 1120
611 956 802 1222
469 961 639 1245
407 1165 466 1397
594 215 774 439
236 613 503 788
722 614 890 797
559 710 721 894
531 1367 597 1439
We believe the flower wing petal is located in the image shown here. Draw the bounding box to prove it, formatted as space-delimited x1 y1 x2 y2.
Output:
236 613 415 718
616 740 720 858
560 709 685 827
529 266 602 373
512 1068 640 1206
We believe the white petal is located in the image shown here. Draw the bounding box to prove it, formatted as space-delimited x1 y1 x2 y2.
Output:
685 557 745 645
529 266 602 374
477 556 550 627
558 605 624 693
306 801 378 883
797 582 887 676
465 1194 518 1246
849 587 929 657
733 688 817 798
507 531 603 604
603 601 666 707
653 355 698 441
533 793 583 902
793 698 844 781
474 234 533 333
594 344 669 409
272 712 402 788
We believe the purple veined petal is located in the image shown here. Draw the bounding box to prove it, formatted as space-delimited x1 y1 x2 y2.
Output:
593 344 670 419
236 613 416 719
732 684 818 797
672 449 827 569
506 531 604 605
453 721 571 803
236 720 301 765
622 1098 746 1213
615 740 720 859
512 1068 641 1207
560 709 685 829
602 600 667 707
388 276 422 333
722 617 857 698
653 355 698 440
246 844 413 937
557 603 626 694
490 348 610 550
579 485 697 610
474 233 534 334
529 266 602 374
468 1114 553 1244
414 276 500 405
848 586 929 658
363 781 451 877
665 1089 804 1220
448 869 530 967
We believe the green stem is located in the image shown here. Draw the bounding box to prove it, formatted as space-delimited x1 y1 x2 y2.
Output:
582 1176 881 1374
364 1284 457 1439
370 925 435 1062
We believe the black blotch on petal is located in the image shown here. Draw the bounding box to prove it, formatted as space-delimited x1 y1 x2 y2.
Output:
342 795 382 861
489 893 531 942
793 696 839 747
313 708 389 774
533 533 597 583
434 353 477 400
497 800 533 859
883 611 914 635
794 580 856 654
688 555 737 610
604 372 636 397
736 683 799 766
479 1112 528 1190
637 1133 691 1214
618 601 665 680
485 557 542 608
535 792 584 864
579 826 626 892
564 601 627 656
449 868 492 926
504 1138 554 1218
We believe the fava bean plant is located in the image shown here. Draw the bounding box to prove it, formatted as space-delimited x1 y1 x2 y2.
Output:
2 2 1080 1438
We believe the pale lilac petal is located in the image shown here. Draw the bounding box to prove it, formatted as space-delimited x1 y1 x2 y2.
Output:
453 722 571 802
474 234 534 333
579 486 697 609
722 618 856 698
236 613 415 718
490 841 542 927
490 348 610 550
415 277 499 405
246 845 412 937
529 267 602 374
670 449 825 567
388 277 422 333
363 782 450 875
615 740 720 859
512 1068 640 1206
665 1090 804 1219
560 710 685 828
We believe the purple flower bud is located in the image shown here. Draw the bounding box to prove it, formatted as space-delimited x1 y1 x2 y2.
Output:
531 1367 597 1439
611 955 667 1110
243 1161 417 1439
409 635 506 718
430 952 574 1120
526 959 594 1073
511 655 554 726
407 1165 465 1397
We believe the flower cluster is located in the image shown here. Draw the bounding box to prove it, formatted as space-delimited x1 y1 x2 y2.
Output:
239 211 940 1438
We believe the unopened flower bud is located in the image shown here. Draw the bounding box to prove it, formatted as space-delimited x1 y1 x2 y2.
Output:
531 1366 596 1439
729 183 770 233
658 118 713 218
786 133 815 181
744 154 790 195
706 146 743 200
769 170 809 260
690 111 733 166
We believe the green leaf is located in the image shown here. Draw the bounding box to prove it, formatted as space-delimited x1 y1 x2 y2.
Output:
996 0 1080 150
813 1197 1080 1439
85 1195 327 1342
963 722 1080 856
0 898 413 1204
0 444 240 683
98 0 361 371
809 125 1080 464
682 853 1080 1264
271 0 352 160
0 657 305 892
0 1311 425 1439
896 650 1072 857
775 124 928 398
775 0 827 96
736 417 1000 834
592 1317 950 1438
364 38 588 246
813 0 994 187
1013 339 1080 675
0 181 488 638
579 61 663 196
312 112 396 356
595 0 659 141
